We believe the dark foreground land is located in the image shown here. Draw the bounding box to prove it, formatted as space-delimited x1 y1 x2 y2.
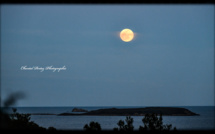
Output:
58 107 199 116
3 130 215 134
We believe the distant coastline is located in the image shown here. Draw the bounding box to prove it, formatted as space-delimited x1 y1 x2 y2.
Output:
57 107 199 116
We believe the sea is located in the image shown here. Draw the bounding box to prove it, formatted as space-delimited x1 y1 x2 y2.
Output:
2 106 215 131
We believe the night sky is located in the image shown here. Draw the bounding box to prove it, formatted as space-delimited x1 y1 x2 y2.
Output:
1 5 214 106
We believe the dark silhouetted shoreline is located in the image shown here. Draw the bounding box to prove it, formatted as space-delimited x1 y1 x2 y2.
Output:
58 107 199 116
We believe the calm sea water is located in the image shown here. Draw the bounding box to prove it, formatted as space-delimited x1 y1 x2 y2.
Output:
3 106 215 130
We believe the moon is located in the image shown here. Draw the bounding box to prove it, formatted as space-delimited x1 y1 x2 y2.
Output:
120 28 134 42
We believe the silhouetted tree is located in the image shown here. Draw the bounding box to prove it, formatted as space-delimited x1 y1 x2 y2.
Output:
0 109 11 129
47 126 57 131
139 113 176 131
0 92 56 130
83 121 101 131
0 108 46 130
114 116 134 132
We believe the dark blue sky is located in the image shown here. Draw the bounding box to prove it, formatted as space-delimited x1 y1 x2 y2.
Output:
1 5 214 106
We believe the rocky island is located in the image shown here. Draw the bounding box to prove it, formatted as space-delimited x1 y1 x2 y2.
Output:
72 108 88 112
58 107 199 116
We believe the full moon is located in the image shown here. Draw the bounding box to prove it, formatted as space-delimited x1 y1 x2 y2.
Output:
120 28 134 42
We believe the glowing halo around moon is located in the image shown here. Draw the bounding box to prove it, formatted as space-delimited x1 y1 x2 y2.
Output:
120 28 134 42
